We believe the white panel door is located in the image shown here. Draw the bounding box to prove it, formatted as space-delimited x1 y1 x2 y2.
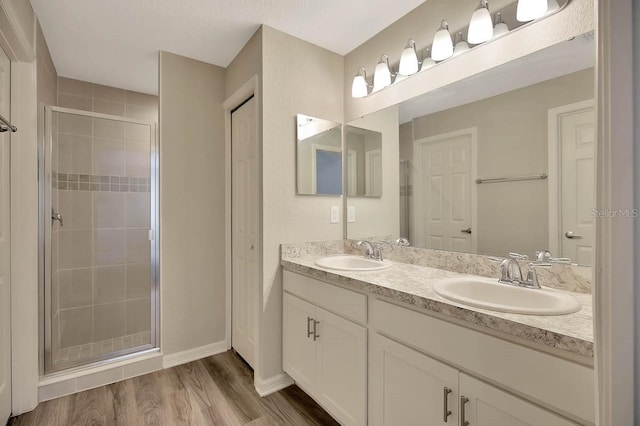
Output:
0 46 11 424
282 293 317 393
231 97 258 368
459 373 574 426
365 149 382 196
560 106 595 266
315 308 367 426
370 334 459 426
415 131 473 252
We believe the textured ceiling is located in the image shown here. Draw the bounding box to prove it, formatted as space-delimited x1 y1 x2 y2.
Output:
31 0 425 95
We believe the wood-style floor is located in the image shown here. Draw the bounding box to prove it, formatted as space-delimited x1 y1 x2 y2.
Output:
8 351 339 426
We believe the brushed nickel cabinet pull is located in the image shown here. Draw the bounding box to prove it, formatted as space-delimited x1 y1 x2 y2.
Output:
443 387 452 422
313 320 320 341
307 317 314 339
460 396 470 426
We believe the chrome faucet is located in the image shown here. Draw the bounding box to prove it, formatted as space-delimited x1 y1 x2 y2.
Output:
354 240 387 261
499 256 541 289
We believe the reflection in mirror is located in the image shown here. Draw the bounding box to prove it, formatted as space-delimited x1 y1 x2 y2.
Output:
346 33 596 266
346 126 383 197
296 114 342 196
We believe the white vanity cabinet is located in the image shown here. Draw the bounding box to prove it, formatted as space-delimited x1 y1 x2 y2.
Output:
283 272 367 426
371 334 574 426
282 270 594 426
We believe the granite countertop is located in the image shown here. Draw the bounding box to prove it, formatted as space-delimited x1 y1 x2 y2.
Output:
281 254 594 359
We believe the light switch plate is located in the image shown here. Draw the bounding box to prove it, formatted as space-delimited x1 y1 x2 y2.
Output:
330 206 340 224
347 206 356 223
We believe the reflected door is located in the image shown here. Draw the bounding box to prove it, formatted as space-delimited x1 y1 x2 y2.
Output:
559 104 595 265
415 130 474 252
0 45 11 424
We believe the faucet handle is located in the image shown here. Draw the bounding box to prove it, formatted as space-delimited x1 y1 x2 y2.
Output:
395 237 410 246
535 250 553 262
508 252 528 260
525 263 542 289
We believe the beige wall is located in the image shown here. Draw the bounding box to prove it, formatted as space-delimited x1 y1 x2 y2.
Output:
225 28 262 99
260 26 344 380
411 68 594 257
343 0 594 120
346 106 400 240
159 51 226 355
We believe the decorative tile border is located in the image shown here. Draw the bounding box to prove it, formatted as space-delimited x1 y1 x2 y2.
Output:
52 171 150 192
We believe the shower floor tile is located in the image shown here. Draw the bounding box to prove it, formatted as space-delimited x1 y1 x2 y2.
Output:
54 331 151 365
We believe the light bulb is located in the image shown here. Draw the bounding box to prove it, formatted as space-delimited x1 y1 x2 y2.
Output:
431 20 453 61
373 55 392 92
468 0 494 44
453 32 469 57
493 12 509 37
399 40 419 76
516 0 548 22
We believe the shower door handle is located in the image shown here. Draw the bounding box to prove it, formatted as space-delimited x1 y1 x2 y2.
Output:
52 210 63 227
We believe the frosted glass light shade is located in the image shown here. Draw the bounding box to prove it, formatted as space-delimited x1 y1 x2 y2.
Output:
431 21 453 61
493 12 509 37
453 39 470 57
373 56 392 92
546 0 560 13
352 74 368 98
399 41 419 76
468 2 494 44
516 0 548 22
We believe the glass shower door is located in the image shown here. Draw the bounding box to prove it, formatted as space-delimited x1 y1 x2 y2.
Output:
44 106 158 373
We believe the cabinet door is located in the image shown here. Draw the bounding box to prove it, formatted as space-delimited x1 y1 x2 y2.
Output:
459 373 575 426
315 308 367 426
283 292 317 393
370 334 459 426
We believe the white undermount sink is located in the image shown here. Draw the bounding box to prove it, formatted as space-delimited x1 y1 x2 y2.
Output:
314 255 392 271
432 277 581 315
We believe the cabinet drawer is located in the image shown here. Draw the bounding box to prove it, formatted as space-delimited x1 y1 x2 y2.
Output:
372 298 595 424
283 270 367 324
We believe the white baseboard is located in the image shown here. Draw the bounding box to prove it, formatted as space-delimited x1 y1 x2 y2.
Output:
162 340 227 369
254 372 294 397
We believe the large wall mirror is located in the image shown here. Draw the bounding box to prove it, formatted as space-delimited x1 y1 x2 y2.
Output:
346 126 383 197
346 32 596 266
297 114 342 196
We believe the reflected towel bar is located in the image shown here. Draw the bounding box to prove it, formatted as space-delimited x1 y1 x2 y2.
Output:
0 112 17 132
475 173 547 184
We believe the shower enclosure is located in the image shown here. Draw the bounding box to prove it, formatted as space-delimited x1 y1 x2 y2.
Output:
41 106 158 373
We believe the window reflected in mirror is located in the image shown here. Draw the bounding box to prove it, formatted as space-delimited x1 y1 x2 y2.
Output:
296 114 342 196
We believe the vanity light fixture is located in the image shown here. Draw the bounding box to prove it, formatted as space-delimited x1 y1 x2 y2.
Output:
349 1 566 98
468 0 494 44
421 47 436 71
453 32 470 57
431 20 454 61
351 67 371 98
373 54 395 92
516 0 548 22
493 12 509 36
399 39 420 76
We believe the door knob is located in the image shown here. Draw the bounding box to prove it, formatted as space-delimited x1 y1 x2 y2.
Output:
565 231 582 239
460 228 472 234
51 210 63 227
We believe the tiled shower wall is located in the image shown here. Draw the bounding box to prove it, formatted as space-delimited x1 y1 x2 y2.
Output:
51 77 157 359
